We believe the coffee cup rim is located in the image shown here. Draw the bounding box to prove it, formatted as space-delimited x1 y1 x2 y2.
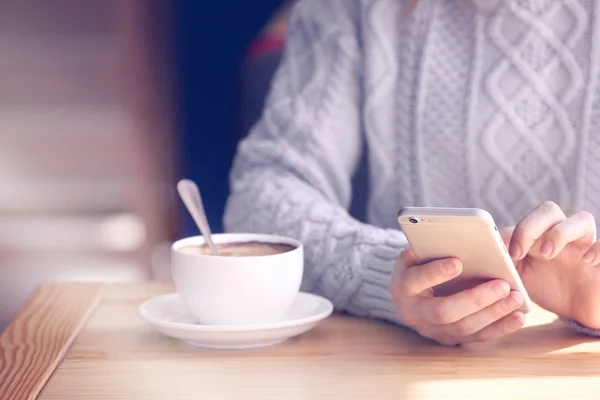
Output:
171 233 303 258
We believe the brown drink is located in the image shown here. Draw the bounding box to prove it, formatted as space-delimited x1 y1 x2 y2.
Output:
179 241 296 257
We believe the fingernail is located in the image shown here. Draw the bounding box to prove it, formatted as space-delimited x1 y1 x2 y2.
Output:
509 242 522 260
506 292 522 309
443 259 459 275
492 281 509 297
541 241 553 257
583 250 596 264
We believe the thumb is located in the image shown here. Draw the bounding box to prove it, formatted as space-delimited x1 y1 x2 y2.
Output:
402 247 420 268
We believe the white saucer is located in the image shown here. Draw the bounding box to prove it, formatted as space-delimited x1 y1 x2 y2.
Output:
138 292 334 349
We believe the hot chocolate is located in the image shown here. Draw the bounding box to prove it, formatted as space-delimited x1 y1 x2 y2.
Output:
180 241 296 257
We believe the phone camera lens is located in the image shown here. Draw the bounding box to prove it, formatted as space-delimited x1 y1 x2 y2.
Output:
409 218 418 224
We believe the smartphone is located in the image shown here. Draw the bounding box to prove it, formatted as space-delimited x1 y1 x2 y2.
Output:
397 207 531 313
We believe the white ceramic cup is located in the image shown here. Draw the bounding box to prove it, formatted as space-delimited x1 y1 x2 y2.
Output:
171 233 304 325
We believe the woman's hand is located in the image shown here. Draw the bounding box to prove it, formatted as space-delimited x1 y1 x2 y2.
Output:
503 201 600 330
389 249 526 346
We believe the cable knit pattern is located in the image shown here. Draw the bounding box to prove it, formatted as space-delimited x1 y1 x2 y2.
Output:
224 0 600 336
474 0 589 227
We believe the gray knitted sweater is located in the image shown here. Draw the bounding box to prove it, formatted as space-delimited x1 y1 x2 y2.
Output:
224 0 600 336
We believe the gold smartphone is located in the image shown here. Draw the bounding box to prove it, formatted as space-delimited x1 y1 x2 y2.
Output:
397 207 532 313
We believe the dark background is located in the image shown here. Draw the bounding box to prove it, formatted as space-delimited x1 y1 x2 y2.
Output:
173 0 284 236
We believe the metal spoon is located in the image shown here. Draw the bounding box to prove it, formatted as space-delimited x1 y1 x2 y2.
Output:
176 179 220 256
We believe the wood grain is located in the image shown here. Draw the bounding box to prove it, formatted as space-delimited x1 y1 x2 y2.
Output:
0 283 104 400
24 283 600 399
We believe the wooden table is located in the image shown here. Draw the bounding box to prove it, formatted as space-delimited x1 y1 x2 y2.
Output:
2 283 600 399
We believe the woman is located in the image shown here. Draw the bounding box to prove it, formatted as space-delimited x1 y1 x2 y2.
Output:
224 0 600 346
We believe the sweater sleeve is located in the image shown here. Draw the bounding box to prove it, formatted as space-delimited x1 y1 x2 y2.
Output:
223 0 409 325
559 318 600 337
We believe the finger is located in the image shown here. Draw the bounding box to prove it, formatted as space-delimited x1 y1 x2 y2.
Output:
583 240 600 265
399 258 462 297
463 311 526 344
446 291 523 337
510 201 566 260
536 211 597 259
402 247 419 268
420 279 511 324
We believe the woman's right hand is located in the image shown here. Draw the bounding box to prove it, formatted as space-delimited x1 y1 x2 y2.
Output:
389 248 526 346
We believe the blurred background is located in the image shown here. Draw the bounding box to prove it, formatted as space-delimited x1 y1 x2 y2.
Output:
0 0 292 328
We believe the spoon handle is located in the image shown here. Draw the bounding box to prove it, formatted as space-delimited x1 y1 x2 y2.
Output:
177 179 220 256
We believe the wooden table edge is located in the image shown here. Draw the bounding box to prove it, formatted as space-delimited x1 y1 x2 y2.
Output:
0 283 105 400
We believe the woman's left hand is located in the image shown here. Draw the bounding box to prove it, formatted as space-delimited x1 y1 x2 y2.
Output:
501 201 600 330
